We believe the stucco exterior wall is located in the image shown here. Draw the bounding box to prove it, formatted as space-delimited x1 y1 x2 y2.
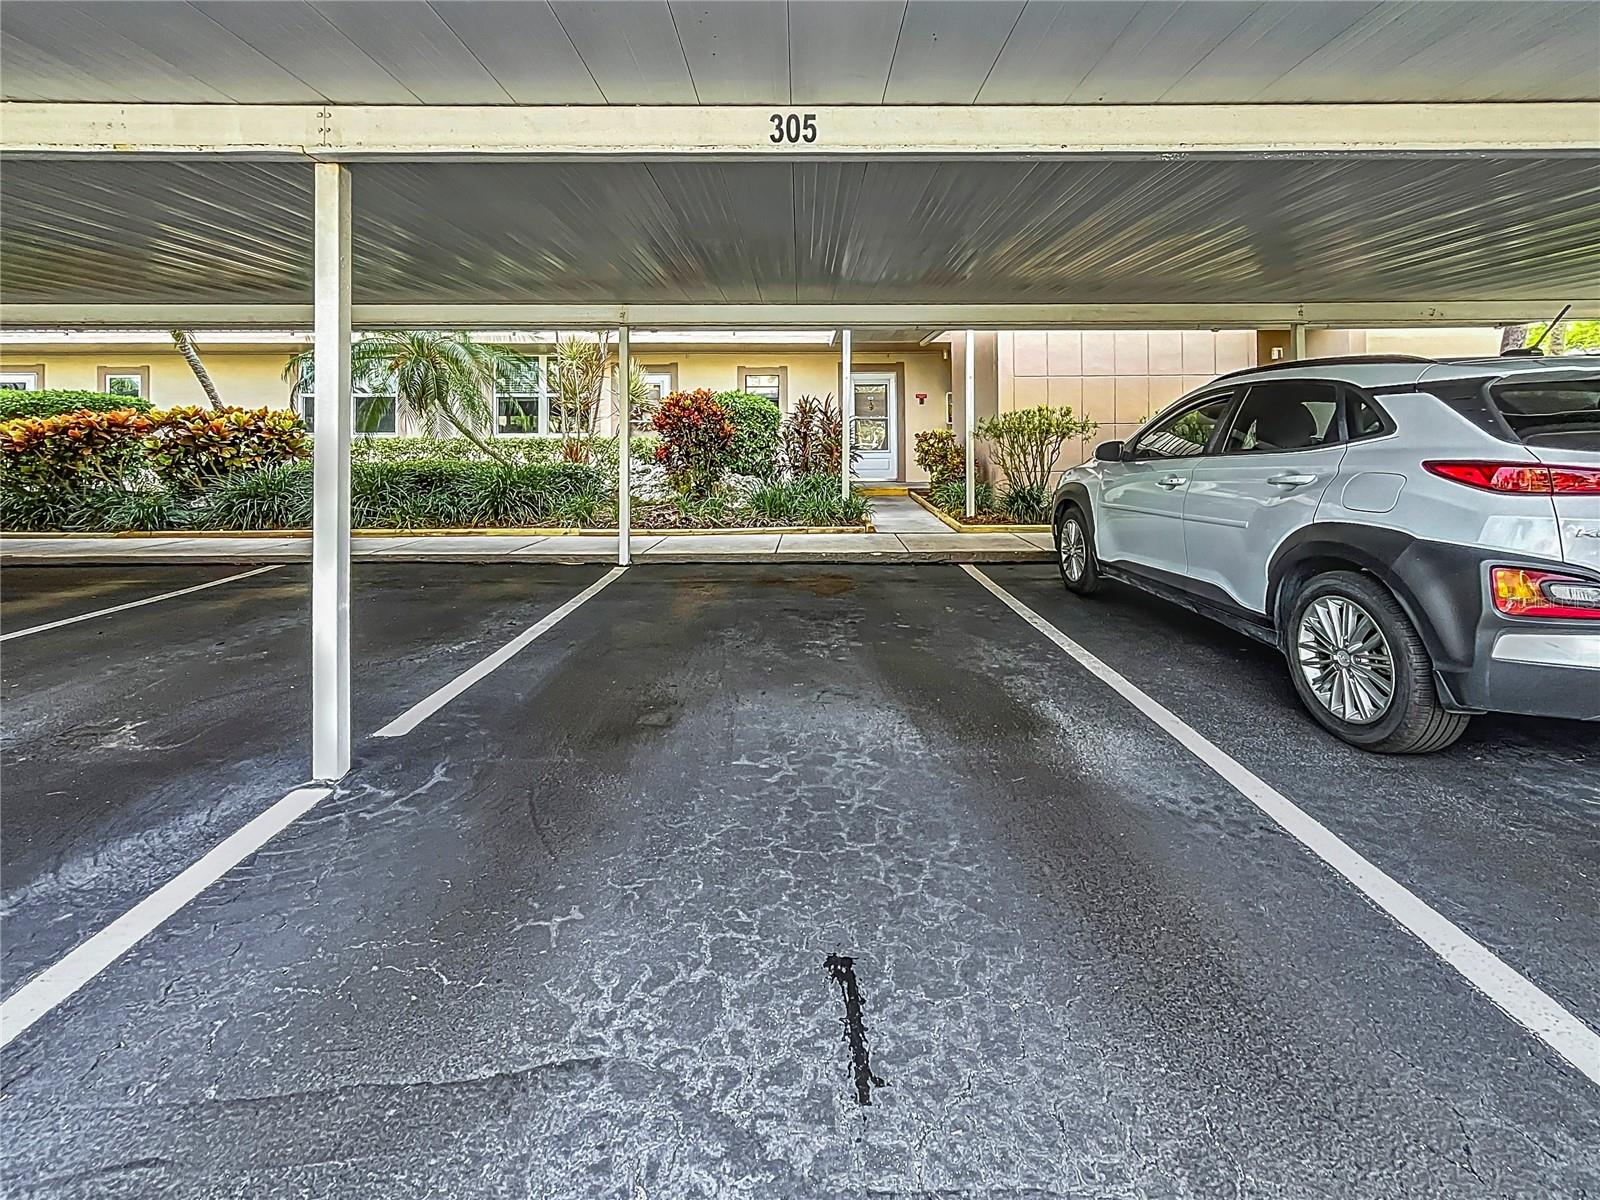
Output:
0 349 299 411
994 329 1258 477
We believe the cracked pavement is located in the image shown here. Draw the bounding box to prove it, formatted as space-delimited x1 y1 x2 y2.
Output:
2 563 1596 1197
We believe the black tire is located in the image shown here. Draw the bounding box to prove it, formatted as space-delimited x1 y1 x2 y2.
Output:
1055 504 1102 595
1285 570 1470 754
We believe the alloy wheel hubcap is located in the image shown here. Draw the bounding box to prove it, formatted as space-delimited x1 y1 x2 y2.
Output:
1296 596 1396 725
1061 520 1087 581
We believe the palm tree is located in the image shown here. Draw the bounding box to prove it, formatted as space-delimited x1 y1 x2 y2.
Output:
171 329 225 411
284 330 532 466
550 332 652 461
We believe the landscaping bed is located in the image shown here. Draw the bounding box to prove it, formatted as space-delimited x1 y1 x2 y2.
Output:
0 385 871 536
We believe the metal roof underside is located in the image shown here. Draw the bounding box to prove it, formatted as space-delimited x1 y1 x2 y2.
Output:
2 1 1597 106
3 157 1598 307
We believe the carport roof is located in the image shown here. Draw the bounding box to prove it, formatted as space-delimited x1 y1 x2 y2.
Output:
3 156 1598 315
1 2 1597 325
3 1 1597 106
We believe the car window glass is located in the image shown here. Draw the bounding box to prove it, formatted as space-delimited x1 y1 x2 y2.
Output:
1221 382 1339 454
1489 379 1600 451
1348 394 1388 439
1129 394 1233 459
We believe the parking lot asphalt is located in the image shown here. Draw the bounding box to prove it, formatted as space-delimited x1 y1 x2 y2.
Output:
2 563 1596 1198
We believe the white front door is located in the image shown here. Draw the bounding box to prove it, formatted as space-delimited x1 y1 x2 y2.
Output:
851 373 897 480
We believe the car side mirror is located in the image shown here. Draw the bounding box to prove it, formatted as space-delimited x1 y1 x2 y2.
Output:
1094 440 1124 462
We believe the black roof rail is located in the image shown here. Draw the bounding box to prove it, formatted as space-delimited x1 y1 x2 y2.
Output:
1210 354 1436 384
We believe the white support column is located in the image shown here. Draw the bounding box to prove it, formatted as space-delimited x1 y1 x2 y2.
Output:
311 163 352 782
616 324 631 567
964 329 977 519
840 328 853 501
1290 322 1308 360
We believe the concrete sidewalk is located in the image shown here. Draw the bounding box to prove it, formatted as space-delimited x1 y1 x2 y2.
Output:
0 498 1054 565
0 530 1053 565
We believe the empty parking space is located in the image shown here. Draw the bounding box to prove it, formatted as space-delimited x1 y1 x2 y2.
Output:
0 563 608 993
2 564 1595 1197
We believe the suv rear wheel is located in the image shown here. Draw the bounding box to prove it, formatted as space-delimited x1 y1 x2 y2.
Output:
1286 571 1470 753
1056 505 1101 595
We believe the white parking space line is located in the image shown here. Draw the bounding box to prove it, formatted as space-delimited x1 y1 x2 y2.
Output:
0 564 283 642
374 565 628 738
0 784 333 1050
962 564 1600 1088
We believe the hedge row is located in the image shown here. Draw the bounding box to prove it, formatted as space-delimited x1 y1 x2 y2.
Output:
2 460 613 533
0 389 154 422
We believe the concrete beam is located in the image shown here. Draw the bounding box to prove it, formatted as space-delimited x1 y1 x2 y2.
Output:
3 103 1597 160
4 301 1596 331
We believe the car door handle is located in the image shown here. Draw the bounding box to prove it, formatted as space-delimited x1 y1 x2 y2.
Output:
1267 473 1317 487
1157 475 1186 489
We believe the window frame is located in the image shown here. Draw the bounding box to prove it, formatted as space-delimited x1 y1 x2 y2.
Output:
1342 385 1396 443
97 365 150 401
1211 378 1344 458
492 353 549 438
300 388 400 437
1124 388 1240 461
0 366 43 391
737 366 786 409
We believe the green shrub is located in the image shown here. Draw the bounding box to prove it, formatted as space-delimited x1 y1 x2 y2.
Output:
146 406 309 493
199 462 314 530
96 488 192 533
913 428 964 486
746 472 870 526
974 405 1097 498
0 488 72 531
714 390 782 478
653 389 736 497
0 408 156 495
1000 482 1050 524
928 479 995 516
351 460 491 528
0 389 153 421
465 462 607 527
347 435 563 466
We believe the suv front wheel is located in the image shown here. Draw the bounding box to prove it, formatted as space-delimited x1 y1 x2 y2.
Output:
1285 571 1470 754
1056 505 1102 595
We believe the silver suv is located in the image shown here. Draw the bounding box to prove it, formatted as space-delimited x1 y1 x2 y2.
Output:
1051 354 1600 753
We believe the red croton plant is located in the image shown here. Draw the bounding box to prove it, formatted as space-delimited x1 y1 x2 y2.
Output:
651 388 737 497
0 408 156 492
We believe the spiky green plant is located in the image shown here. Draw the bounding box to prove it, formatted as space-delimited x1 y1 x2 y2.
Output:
284 331 535 467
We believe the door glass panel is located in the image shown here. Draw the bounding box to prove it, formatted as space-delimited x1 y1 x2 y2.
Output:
854 383 888 420
1129 394 1233 459
854 419 889 450
1221 382 1339 453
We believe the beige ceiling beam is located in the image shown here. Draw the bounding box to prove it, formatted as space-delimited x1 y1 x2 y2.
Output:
3 103 1597 160
3 301 1595 331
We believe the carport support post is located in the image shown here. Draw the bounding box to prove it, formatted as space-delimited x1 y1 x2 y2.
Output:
311 162 352 783
964 329 976 519
840 328 853 501
1291 322 1308 360
617 324 631 566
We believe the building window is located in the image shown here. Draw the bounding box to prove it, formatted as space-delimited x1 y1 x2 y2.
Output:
0 370 40 391
739 368 784 408
98 366 149 400
301 391 398 435
494 356 545 436
640 367 675 405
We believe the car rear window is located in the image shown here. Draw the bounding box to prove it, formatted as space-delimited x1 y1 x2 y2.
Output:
1488 378 1600 451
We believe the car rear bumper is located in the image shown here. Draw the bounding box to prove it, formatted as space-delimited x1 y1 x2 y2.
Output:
1451 632 1600 721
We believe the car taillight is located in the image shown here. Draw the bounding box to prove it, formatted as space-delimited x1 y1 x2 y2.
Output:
1426 461 1600 494
1491 567 1600 619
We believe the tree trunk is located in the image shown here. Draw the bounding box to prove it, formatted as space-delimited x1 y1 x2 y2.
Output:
1499 324 1529 353
440 407 511 466
171 330 225 411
